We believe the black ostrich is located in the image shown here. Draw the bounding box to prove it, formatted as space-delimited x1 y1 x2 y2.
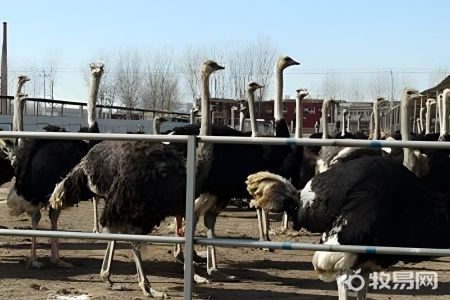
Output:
6 63 104 269
49 60 225 298
167 56 300 275
246 148 450 299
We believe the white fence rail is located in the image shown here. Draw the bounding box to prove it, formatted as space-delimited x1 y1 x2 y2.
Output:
1 131 450 299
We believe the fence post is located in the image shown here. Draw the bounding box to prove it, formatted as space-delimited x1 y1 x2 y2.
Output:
183 135 197 300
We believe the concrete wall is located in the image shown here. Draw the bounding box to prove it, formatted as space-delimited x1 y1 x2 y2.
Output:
0 115 187 134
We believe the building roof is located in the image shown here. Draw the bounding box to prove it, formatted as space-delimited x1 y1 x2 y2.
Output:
421 75 450 95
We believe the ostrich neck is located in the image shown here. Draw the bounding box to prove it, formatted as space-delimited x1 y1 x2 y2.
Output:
88 75 100 129
13 97 25 132
400 93 414 169
200 72 211 136
322 100 329 139
152 118 160 135
295 96 303 138
442 90 449 134
239 111 245 132
373 104 379 140
247 89 258 137
369 112 374 137
425 104 433 134
274 68 283 121
13 80 27 133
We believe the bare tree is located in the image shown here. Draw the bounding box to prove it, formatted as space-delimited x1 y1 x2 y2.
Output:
321 70 346 100
429 65 448 87
346 76 365 102
179 45 206 108
140 47 182 111
114 48 142 116
368 70 415 102
42 51 61 100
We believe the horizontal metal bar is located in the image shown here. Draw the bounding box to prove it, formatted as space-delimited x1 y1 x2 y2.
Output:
1 229 449 257
0 229 184 244
1 131 449 149
0 131 189 142
198 136 450 149
195 238 450 256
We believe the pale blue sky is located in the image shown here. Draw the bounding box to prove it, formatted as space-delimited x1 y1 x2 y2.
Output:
3 0 450 103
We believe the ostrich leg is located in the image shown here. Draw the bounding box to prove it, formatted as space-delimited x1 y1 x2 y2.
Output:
261 208 274 252
173 215 184 263
256 207 265 241
131 243 168 299
280 211 289 233
27 210 44 269
100 240 116 287
49 207 73 267
92 197 99 233
203 211 218 275
356 271 369 300
336 270 351 300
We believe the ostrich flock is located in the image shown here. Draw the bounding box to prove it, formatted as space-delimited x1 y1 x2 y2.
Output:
0 56 450 300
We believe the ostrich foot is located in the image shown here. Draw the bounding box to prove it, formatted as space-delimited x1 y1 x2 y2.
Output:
51 259 74 268
173 244 184 264
25 258 45 269
138 282 169 299
194 273 210 284
209 269 239 282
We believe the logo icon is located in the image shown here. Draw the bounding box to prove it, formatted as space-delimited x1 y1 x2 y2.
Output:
343 269 366 292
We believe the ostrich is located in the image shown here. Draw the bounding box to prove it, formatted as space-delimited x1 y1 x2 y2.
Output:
0 75 29 185
316 98 383 174
246 146 450 300
49 60 225 298
256 88 309 242
167 56 300 275
400 89 429 177
7 63 104 269
425 98 436 135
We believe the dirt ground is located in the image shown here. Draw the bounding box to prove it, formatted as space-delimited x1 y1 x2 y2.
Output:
1 180 450 300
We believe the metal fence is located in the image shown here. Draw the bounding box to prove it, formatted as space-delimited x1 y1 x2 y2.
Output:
1 131 450 299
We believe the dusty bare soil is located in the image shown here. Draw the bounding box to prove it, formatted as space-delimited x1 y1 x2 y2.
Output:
1 180 450 300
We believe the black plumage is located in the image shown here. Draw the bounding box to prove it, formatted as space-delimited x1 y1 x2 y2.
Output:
246 153 450 299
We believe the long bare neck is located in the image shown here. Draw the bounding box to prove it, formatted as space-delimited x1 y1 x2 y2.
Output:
247 89 258 137
274 66 283 121
442 89 449 134
152 117 160 135
13 96 25 132
369 112 374 137
400 93 411 142
200 72 211 136
13 78 28 133
322 100 330 139
373 104 379 140
295 95 303 138
400 92 415 170
425 102 434 134
87 74 101 129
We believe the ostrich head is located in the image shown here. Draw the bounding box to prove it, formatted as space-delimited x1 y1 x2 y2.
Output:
202 60 225 76
277 55 300 71
248 81 264 92
17 75 30 90
90 62 104 78
426 98 436 106
296 88 309 99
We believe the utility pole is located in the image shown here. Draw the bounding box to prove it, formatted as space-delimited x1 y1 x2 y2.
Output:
1 22 8 114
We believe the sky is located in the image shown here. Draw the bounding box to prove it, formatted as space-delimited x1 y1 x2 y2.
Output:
2 0 450 104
